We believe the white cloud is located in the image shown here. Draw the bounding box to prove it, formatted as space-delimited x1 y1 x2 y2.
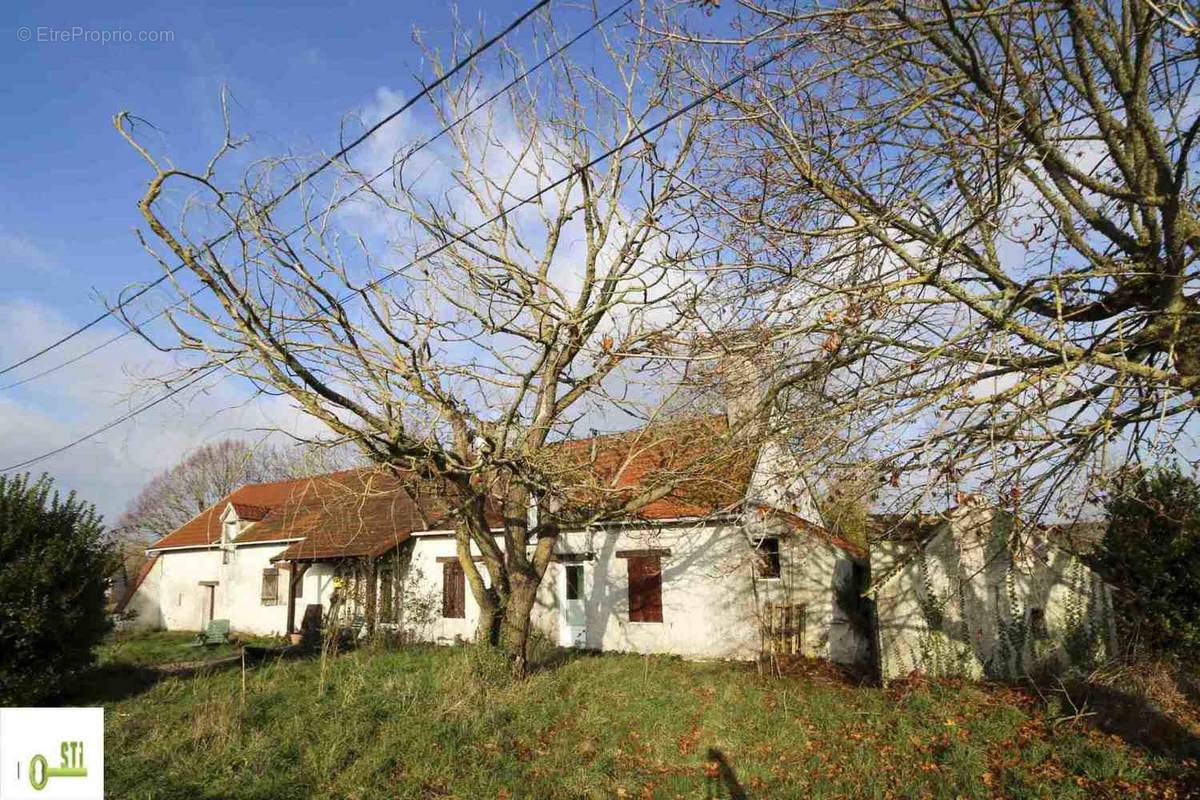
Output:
0 300 328 523
0 231 67 282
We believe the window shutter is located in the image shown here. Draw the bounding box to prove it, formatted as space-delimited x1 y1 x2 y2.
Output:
261 568 279 606
442 560 465 619
456 564 465 617
627 555 662 623
628 557 644 621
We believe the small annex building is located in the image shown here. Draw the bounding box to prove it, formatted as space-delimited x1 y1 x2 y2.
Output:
868 500 1117 681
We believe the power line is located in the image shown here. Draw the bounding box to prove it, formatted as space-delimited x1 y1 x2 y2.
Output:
2 0 633 392
0 288 206 392
0 0 550 379
356 37 805 299
1 365 225 472
2 35 802 473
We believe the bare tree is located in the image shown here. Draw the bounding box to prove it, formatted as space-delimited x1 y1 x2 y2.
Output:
118 11 751 674
664 0 1200 516
114 438 356 543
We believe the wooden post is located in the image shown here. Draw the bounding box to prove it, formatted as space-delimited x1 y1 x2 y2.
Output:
286 561 308 635
365 556 378 637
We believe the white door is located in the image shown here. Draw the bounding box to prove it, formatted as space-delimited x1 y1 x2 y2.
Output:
559 563 587 647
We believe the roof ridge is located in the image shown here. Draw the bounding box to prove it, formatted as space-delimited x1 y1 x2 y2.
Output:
228 466 375 493
551 413 729 448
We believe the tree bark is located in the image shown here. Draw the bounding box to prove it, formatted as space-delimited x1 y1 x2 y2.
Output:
499 574 539 678
475 586 502 647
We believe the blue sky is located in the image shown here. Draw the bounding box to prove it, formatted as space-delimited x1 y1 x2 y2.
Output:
0 0 633 520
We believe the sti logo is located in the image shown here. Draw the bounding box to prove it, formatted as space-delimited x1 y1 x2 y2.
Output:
0 708 103 800
26 741 88 791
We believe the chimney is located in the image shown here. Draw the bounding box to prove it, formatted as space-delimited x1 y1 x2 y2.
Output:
718 350 768 436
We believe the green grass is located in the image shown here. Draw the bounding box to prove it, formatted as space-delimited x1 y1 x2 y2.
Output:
98 630 284 667
85 638 1192 799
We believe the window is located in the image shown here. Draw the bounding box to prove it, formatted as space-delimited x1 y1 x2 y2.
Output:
755 537 782 579
1029 608 1049 640
293 568 304 599
565 564 583 601
627 555 663 623
261 568 279 606
442 561 465 619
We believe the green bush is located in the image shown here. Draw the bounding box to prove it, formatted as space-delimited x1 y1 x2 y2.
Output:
1095 466 1200 658
0 472 115 703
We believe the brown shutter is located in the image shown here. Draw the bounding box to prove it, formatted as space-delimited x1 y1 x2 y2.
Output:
261 568 279 605
442 561 465 619
452 562 465 618
627 555 662 623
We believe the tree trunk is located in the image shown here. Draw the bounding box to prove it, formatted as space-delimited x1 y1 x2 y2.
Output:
476 586 502 647
499 576 539 678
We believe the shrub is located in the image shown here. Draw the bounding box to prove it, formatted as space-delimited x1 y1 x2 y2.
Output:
1095 466 1200 658
0 473 115 703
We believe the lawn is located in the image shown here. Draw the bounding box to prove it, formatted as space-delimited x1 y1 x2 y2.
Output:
98 630 284 668
81 636 1194 799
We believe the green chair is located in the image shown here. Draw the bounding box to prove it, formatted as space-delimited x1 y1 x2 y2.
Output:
191 619 231 647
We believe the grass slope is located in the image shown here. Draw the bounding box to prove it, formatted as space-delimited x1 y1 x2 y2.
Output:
98 630 283 667
86 635 1192 799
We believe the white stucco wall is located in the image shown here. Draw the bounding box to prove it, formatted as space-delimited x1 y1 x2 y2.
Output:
151 548 221 631
873 507 1117 681
133 520 868 663
132 543 337 636
217 542 300 635
403 520 866 663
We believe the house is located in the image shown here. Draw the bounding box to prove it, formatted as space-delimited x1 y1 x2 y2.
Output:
868 500 1117 681
119 468 450 636
122 423 873 666
122 424 1119 679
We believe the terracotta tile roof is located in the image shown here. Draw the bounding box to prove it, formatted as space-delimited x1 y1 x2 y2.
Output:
1040 520 1107 557
752 505 868 559
149 416 760 561
146 466 492 560
546 416 757 522
146 470 398 551
114 554 158 614
263 470 470 560
867 513 947 545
